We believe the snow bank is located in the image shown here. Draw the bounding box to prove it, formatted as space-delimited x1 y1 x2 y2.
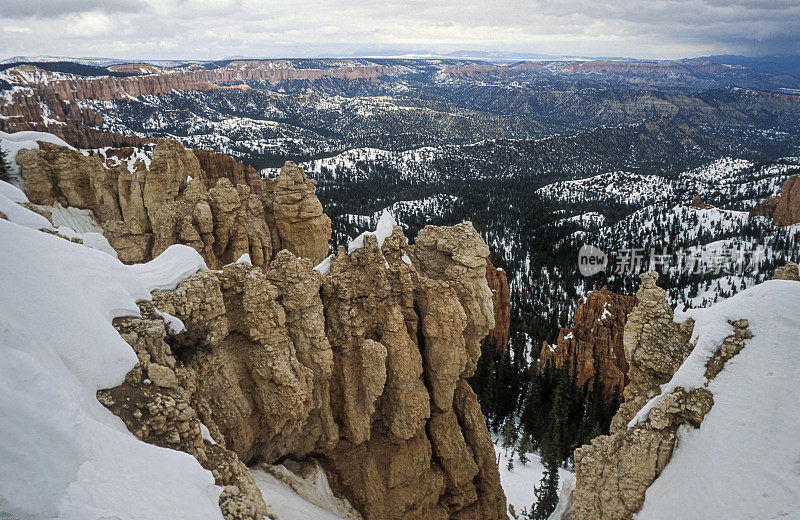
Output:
0 219 220 519
0 179 27 203
635 280 800 519
0 130 74 187
347 210 396 253
0 188 54 231
251 464 352 520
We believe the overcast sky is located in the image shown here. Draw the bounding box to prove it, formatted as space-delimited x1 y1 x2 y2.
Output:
1 0 798 61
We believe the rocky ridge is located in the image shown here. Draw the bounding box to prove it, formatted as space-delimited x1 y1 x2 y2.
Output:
565 273 752 520
16 140 331 267
538 286 636 392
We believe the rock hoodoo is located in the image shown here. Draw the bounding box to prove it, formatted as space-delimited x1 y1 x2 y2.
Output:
16 142 332 267
565 273 752 520
98 221 506 520
485 258 511 350
538 286 636 392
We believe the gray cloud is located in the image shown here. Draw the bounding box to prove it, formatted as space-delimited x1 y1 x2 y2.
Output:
0 0 145 19
0 0 797 60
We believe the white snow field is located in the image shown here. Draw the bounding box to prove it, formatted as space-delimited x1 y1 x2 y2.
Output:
0 217 223 519
494 441 571 517
633 280 800 519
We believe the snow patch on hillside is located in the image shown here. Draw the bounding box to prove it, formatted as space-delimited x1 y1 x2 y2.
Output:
0 219 218 520
632 280 800 518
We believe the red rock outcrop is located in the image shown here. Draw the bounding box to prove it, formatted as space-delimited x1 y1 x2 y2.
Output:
751 174 800 226
538 286 636 391
485 258 510 350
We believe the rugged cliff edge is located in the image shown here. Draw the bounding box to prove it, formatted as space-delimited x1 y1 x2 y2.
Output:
563 273 753 520
538 286 636 391
5 138 507 520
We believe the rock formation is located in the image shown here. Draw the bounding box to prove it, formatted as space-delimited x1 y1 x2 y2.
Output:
538 286 636 392
485 258 511 350
751 174 800 226
16 141 331 267
774 261 800 281
91 214 504 518
565 273 752 520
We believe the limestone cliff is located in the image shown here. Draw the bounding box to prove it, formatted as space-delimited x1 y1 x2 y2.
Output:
98 222 506 520
751 174 800 226
485 258 511 350
17 141 331 267
538 286 636 392
565 273 752 520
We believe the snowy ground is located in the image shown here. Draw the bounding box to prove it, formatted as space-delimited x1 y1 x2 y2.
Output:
494 440 572 518
633 280 800 519
0 208 220 519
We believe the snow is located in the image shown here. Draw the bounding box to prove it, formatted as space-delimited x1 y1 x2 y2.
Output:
199 423 217 445
0 188 54 231
0 130 74 187
127 244 207 291
494 441 571 517
155 308 187 335
314 210 399 277
314 255 333 276
0 179 27 203
347 209 396 253
547 474 575 520
250 463 353 520
41 203 104 234
632 280 800 519
0 219 220 519
235 253 252 265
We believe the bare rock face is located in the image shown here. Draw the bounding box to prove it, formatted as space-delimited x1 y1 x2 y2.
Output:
17 140 331 269
538 286 636 392
567 273 752 520
272 161 332 265
113 221 506 520
485 258 511 350
751 174 800 226
773 261 800 281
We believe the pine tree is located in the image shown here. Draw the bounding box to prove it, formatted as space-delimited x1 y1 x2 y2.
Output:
530 454 560 519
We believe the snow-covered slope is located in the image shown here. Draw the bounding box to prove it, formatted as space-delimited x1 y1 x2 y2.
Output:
634 280 800 518
0 216 220 519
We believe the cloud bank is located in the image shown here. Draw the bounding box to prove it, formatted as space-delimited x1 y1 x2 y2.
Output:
2 0 798 60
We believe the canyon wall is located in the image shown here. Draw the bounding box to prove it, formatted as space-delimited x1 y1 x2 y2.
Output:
538 286 636 391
